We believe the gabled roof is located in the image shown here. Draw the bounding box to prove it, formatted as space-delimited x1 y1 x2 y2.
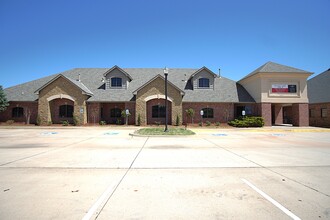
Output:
4 67 255 103
240 61 312 81
308 69 330 103
103 65 133 80
34 74 93 96
132 74 185 95
190 66 218 79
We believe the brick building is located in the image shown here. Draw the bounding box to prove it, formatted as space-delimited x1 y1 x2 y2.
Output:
308 69 330 128
0 62 312 126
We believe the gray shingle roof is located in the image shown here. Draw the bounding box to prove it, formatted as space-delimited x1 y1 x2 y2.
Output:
34 74 93 96
4 67 254 103
240 61 312 81
308 69 330 104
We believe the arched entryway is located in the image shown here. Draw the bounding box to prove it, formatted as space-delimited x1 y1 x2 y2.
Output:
146 99 172 125
49 98 74 124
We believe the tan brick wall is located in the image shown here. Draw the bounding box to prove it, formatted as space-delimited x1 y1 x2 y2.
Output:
136 76 182 125
38 77 89 125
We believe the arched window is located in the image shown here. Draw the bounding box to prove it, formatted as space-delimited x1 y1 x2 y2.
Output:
12 107 24 118
110 108 122 118
111 77 122 87
202 108 213 118
152 105 166 118
59 105 73 118
198 78 210 88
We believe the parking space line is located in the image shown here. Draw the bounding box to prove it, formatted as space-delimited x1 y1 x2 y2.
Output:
241 178 301 220
82 137 149 220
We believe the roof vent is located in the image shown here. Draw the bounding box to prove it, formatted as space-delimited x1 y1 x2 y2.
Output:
218 68 221 78
78 74 81 82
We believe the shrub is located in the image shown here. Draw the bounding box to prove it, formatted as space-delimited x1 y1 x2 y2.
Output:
6 120 14 125
73 116 80 126
47 121 52 126
228 116 264 127
99 121 106 125
36 115 41 126
137 114 141 126
205 121 211 126
61 120 69 126
198 122 202 127
215 122 220 127
155 121 161 126
185 108 195 124
175 115 180 126
116 118 122 125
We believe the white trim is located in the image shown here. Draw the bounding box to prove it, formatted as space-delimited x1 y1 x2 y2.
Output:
46 94 75 102
144 94 173 102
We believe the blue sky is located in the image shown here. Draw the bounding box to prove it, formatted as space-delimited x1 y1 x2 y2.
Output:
1 0 329 88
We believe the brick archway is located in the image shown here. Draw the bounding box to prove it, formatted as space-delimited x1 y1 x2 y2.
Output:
146 99 172 125
49 98 74 124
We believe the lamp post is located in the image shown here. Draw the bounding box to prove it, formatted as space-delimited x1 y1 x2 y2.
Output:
164 67 169 132
200 110 204 126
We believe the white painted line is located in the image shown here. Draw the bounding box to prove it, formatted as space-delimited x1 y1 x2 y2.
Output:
82 182 118 220
241 178 301 220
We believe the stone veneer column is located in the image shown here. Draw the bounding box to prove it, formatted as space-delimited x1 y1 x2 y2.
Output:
292 103 309 127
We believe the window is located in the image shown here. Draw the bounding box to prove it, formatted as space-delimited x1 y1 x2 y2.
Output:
198 78 209 88
110 108 122 118
202 108 214 118
12 107 24 118
152 105 166 118
309 109 315 118
59 105 73 118
111 77 122 87
321 108 327 118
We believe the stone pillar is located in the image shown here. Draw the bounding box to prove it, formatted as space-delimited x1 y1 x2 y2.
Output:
274 104 283 125
292 103 309 127
260 103 272 126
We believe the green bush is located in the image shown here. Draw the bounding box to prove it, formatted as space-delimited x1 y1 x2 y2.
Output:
215 122 220 127
47 121 52 126
36 115 41 126
73 116 80 126
198 122 202 127
175 115 180 126
137 114 141 126
155 121 161 126
99 120 106 125
61 120 69 126
228 116 264 127
6 120 14 125
116 118 122 125
205 121 211 126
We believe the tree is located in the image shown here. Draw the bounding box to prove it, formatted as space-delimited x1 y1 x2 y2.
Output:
0 85 9 112
185 108 195 124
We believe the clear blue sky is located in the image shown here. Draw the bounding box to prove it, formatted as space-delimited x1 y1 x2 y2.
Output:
1 0 329 88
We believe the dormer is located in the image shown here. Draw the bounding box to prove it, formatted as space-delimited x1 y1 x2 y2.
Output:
103 65 132 89
190 67 218 90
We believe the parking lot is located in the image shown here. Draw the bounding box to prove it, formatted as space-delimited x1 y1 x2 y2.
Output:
0 127 329 220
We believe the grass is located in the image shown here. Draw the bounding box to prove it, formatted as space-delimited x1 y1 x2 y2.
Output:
136 127 195 135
